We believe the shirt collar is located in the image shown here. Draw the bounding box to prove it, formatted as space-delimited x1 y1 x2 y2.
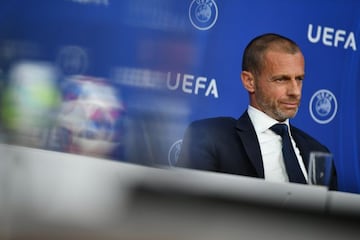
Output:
247 105 290 133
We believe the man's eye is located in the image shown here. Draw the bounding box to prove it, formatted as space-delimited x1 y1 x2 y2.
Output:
275 78 286 82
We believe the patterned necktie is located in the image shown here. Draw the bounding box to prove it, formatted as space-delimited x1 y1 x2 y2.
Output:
270 123 307 184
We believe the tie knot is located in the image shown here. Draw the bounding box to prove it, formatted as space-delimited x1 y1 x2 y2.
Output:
270 123 288 136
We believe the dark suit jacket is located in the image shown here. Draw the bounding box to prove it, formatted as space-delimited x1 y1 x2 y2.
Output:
177 111 337 190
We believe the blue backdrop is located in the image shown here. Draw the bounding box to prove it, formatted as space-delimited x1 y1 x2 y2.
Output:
0 0 359 193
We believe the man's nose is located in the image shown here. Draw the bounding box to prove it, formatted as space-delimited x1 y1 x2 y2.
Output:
287 79 302 96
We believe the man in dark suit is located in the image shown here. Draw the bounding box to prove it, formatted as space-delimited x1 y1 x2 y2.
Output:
177 33 337 189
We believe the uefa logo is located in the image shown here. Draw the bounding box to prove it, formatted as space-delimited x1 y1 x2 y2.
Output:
309 89 337 124
57 45 88 75
189 0 218 31
168 139 182 166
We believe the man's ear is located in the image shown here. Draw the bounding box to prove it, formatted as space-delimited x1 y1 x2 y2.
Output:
241 71 255 93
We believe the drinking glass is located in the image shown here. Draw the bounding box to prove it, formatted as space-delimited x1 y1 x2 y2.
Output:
308 151 334 187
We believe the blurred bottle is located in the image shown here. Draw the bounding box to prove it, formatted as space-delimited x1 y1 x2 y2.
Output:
1 61 60 148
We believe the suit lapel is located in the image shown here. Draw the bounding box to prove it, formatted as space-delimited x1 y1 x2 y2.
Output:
236 112 264 178
291 126 311 170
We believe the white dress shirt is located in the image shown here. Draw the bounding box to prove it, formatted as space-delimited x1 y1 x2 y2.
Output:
247 106 308 183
